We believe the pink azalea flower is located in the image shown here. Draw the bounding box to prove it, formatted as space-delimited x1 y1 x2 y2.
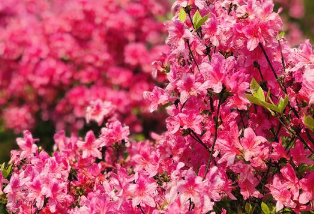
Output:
3 174 24 209
128 174 157 208
177 169 203 207
270 141 289 161
16 130 38 160
143 87 169 112
42 179 71 213
176 74 210 104
267 175 296 212
280 165 299 199
199 53 234 94
299 171 314 204
98 121 130 147
175 0 205 9
77 131 102 159
203 14 220 46
28 177 45 209
290 141 314 166
86 99 114 125
216 128 242 166
231 162 262 199
239 128 267 161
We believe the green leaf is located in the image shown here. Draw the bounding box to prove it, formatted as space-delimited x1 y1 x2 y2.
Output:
179 8 186 23
195 15 209 29
1 164 12 179
134 134 145 142
193 10 202 27
250 78 265 101
247 78 290 115
266 89 271 102
245 203 252 214
245 94 277 115
279 31 285 39
261 202 270 214
304 115 314 131
277 94 289 113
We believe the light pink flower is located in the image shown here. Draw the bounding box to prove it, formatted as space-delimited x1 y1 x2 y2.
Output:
77 131 102 159
16 130 38 160
128 174 157 208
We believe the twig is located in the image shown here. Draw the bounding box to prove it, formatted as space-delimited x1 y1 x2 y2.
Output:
189 132 211 154
259 43 300 119
137 204 145 214
253 61 264 80
305 129 314 146
259 43 286 93
203 89 224 180
186 40 201 73
275 114 314 154
278 39 286 72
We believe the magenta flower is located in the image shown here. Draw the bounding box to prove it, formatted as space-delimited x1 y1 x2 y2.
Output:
267 175 296 212
143 87 169 112
98 121 130 147
77 131 102 159
299 171 314 204
86 99 114 125
239 128 267 161
16 130 38 160
128 174 157 208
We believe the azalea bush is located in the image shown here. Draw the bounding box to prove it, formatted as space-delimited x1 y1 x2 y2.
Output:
0 0 168 136
1 0 314 213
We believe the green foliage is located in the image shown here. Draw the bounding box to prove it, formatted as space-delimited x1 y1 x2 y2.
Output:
250 78 265 101
245 203 253 214
192 10 209 30
304 115 314 131
179 8 187 22
278 31 285 39
261 202 270 214
246 78 289 114
0 163 12 179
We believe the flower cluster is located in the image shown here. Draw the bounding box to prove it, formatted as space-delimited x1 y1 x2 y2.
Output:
143 0 314 212
1 0 314 213
0 0 168 134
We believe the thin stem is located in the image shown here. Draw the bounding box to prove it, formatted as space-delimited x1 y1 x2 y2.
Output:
209 95 215 112
263 160 271 183
137 204 145 214
253 61 264 80
296 133 314 154
274 123 282 142
285 136 296 151
275 114 314 154
186 40 201 73
278 39 286 72
238 110 246 128
288 103 300 119
259 43 286 93
181 98 189 110
305 129 314 146
187 12 195 29
186 10 202 38
189 132 211 154
203 89 224 180
259 43 300 119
